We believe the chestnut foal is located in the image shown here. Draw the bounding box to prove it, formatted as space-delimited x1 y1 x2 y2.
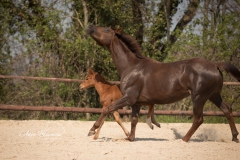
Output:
80 68 160 140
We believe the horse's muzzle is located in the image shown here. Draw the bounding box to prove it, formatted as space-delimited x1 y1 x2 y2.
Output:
79 84 84 90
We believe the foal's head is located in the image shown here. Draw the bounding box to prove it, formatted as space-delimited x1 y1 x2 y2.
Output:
80 68 97 89
80 68 113 90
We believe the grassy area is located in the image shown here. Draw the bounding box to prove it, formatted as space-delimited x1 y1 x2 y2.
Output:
138 115 240 124
1 111 240 123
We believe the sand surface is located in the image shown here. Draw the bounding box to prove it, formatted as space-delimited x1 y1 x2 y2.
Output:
0 120 240 160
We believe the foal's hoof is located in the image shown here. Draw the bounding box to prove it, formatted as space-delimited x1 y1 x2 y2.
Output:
88 131 95 136
155 122 161 128
93 135 99 140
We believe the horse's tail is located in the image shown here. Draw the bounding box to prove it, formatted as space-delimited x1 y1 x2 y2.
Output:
216 62 240 82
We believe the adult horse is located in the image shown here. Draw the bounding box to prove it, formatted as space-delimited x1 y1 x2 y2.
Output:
86 25 240 142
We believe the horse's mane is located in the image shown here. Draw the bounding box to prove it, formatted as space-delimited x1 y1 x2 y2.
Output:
115 30 145 59
95 73 114 86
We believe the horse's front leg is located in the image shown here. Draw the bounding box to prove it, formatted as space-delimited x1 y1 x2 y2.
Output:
93 117 106 140
87 109 105 136
128 104 140 142
87 108 106 137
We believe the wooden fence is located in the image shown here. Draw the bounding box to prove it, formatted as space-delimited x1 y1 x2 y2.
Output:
1 75 240 117
1 75 240 85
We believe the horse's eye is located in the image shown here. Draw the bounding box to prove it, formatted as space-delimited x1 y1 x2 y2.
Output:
105 28 109 32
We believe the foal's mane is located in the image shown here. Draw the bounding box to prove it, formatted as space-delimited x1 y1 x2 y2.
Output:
95 73 114 86
114 29 145 59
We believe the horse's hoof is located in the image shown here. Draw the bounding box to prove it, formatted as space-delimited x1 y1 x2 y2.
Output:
232 138 239 143
93 136 98 140
182 137 189 142
127 136 135 142
88 131 95 136
150 126 154 130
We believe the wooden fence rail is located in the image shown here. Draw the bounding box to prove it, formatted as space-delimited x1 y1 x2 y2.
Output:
1 75 240 85
1 105 240 117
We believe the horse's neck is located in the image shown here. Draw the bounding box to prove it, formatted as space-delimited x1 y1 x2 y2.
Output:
94 82 109 96
108 37 137 76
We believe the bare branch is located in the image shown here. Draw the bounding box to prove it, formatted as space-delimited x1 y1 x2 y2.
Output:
169 0 200 44
74 9 84 28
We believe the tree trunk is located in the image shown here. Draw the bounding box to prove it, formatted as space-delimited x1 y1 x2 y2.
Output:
132 0 144 45
82 0 91 120
164 0 172 41
203 0 210 46
82 0 88 27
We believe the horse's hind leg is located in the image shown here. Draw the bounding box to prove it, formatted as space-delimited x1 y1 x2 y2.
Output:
113 111 129 137
210 94 239 143
182 96 206 142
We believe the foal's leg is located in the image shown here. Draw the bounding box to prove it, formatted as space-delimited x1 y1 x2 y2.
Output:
113 111 129 137
210 94 239 143
146 105 160 129
182 96 206 142
146 105 154 129
128 104 140 142
150 107 161 128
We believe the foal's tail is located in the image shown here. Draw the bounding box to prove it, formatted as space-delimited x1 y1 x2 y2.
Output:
216 62 240 82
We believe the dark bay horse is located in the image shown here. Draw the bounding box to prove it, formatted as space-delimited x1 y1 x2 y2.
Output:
86 25 240 142
80 68 160 139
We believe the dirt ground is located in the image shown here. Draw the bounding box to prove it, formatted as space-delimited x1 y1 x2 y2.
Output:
0 120 240 160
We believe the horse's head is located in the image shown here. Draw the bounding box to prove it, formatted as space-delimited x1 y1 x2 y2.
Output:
80 68 98 90
86 25 122 46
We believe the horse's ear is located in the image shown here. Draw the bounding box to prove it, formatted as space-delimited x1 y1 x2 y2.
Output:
115 27 122 35
88 68 94 74
95 73 100 82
